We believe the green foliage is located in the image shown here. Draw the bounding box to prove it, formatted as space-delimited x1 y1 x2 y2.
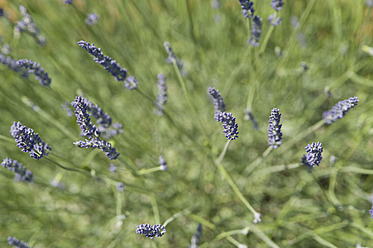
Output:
0 0 373 247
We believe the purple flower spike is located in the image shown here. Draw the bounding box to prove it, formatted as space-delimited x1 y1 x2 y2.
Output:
78 41 135 85
136 223 166 239
155 73 168 116
302 142 323 171
323 97 359 124
8 236 32 248
10 121 51 160
268 108 282 149
2 158 33 183
86 13 98 26
248 15 262 47
215 112 239 140
208 87 226 113
72 96 119 160
158 155 167 171
271 0 284 11
16 59 51 87
268 14 281 26
238 0 255 18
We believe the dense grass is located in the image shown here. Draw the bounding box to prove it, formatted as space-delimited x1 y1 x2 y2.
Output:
0 0 373 247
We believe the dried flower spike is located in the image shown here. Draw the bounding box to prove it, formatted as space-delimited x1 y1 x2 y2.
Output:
155 73 168 116
1 158 33 183
248 15 262 47
136 223 166 239
8 236 32 248
238 0 255 18
268 108 282 149
302 142 323 171
10 121 51 160
322 97 359 124
214 112 239 140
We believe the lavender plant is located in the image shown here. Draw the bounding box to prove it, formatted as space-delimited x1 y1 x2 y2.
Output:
1 158 33 183
10 121 51 160
8 237 32 248
322 97 359 124
154 73 168 116
268 108 282 149
302 142 323 171
136 224 166 239
85 13 98 26
248 15 262 47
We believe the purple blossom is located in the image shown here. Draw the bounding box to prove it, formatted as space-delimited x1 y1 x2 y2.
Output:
86 12 98 26
63 0 73 3
15 5 46 46
1 158 33 183
189 224 202 248
0 8 3 17
322 97 359 124
238 0 255 18
244 109 259 130
271 0 284 11
158 155 167 171
78 41 137 88
208 87 226 113
369 205 373 218
16 59 51 87
109 163 117 173
268 108 282 149
248 15 262 47
116 182 125 191
8 236 32 248
268 14 281 26
136 224 166 239
124 75 138 90
163 41 185 75
72 96 119 160
10 121 51 160
214 112 239 140
155 73 168 116
302 142 323 171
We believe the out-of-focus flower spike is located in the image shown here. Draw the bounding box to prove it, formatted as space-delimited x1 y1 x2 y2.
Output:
248 15 262 47
322 97 359 124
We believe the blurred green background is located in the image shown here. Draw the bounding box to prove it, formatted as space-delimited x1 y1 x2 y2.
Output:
0 0 373 247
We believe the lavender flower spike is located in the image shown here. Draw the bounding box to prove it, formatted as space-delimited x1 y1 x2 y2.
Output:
136 223 166 239
215 112 239 140
15 6 46 46
268 108 282 149
238 0 255 18
2 158 33 183
248 15 262 47
63 0 73 3
322 97 359 124
16 59 51 87
155 73 168 116
10 121 51 160
268 13 281 26
8 236 32 248
302 142 323 171
158 155 167 171
78 41 137 89
271 0 284 11
72 96 119 160
86 13 98 26
189 224 202 248
208 87 226 113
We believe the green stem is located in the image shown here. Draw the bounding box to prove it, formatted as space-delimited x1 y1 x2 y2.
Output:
243 146 272 175
138 166 163 175
163 208 190 227
259 25 275 55
171 60 207 135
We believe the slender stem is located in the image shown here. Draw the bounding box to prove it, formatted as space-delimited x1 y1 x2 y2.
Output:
171 60 208 135
151 196 160 224
259 25 275 55
44 157 89 174
216 140 230 164
281 119 325 152
243 146 272 175
138 166 163 175
162 208 190 227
